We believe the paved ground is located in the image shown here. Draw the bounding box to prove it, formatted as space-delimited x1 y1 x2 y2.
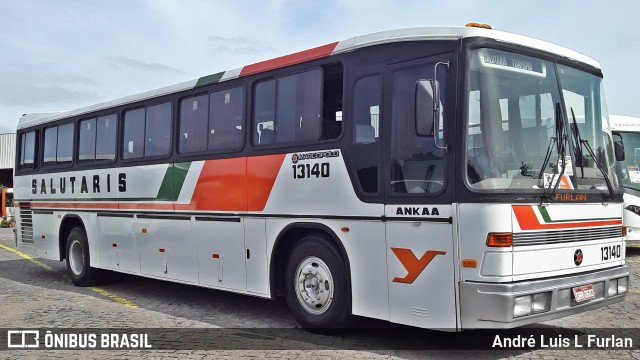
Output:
0 227 638 359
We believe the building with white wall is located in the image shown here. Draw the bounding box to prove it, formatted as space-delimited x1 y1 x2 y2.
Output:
0 133 15 188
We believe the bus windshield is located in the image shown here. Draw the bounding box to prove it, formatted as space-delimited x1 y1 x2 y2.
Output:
465 48 618 194
616 131 640 192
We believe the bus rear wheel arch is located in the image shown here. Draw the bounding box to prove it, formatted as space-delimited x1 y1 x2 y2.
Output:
284 233 352 333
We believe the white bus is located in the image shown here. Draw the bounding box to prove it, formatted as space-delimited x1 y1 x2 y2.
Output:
14 25 628 332
611 115 640 245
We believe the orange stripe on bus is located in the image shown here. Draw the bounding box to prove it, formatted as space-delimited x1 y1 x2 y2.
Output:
31 202 175 211
175 154 285 211
247 154 286 211
512 206 621 230
119 203 174 211
31 202 77 209
177 157 246 211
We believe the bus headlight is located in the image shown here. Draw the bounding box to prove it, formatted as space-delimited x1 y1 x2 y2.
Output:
608 277 629 296
532 292 550 313
618 277 628 294
607 278 618 297
514 292 551 317
514 295 532 317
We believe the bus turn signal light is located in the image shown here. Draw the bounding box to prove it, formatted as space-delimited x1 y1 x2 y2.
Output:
486 232 513 247
462 259 477 268
622 226 627 237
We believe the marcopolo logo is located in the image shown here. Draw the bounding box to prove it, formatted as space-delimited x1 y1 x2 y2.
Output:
291 150 339 164
574 249 583 266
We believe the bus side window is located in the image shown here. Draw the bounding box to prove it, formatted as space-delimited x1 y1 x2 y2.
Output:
277 70 321 143
123 103 172 159
19 131 36 169
321 63 344 140
179 94 209 154
96 114 117 160
43 126 58 165
352 75 381 194
252 69 323 146
79 118 97 161
145 102 172 157
209 87 244 151
56 123 74 163
253 80 276 145
123 108 145 159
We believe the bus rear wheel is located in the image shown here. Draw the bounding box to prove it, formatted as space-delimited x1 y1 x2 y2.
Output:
66 227 101 286
285 234 352 333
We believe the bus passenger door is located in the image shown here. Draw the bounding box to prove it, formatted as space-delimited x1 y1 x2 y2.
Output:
384 54 457 329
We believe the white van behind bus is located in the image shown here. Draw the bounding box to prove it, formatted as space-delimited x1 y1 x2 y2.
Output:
611 115 640 245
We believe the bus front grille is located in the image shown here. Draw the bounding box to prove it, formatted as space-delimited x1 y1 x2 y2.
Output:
513 227 621 246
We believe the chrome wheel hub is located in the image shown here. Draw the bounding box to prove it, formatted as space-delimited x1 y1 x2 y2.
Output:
295 256 334 315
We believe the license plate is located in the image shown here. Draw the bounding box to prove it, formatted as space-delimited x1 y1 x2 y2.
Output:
572 284 595 303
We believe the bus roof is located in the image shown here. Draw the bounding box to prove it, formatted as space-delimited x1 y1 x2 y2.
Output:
17 26 600 130
610 115 640 132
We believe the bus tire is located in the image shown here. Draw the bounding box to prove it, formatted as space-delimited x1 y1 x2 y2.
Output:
285 234 352 333
65 227 101 286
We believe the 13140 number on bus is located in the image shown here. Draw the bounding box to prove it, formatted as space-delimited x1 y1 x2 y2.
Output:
292 163 330 179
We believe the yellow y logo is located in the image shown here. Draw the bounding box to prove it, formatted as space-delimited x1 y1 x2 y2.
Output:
391 248 446 284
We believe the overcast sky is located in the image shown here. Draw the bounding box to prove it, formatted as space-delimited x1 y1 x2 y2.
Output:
0 1 639 133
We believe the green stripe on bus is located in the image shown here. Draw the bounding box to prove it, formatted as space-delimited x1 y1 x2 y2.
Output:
195 72 225 87
155 165 174 201
537 206 619 223
173 162 191 201
155 162 191 201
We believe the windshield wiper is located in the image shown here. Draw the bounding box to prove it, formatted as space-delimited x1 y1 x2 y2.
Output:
550 103 569 198
537 102 561 183
570 108 585 178
569 108 615 198
539 103 568 203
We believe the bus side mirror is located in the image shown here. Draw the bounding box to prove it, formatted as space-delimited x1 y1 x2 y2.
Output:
416 80 438 136
613 133 625 161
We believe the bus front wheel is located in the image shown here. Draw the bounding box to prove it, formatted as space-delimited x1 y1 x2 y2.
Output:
285 234 352 333
66 227 101 286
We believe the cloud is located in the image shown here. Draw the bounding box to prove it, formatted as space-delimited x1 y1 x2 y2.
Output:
207 35 274 56
0 63 99 108
0 84 98 108
105 55 182 74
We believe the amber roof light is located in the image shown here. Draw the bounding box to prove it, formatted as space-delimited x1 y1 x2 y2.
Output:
466 22 493 29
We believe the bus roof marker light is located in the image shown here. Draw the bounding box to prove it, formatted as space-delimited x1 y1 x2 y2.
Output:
486 233 513 247
465 22 492 29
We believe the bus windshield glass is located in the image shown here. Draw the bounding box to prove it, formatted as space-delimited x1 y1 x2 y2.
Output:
465 48 618 193
616 131 640 192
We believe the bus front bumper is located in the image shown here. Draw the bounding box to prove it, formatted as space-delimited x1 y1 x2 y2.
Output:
459 266 629 329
